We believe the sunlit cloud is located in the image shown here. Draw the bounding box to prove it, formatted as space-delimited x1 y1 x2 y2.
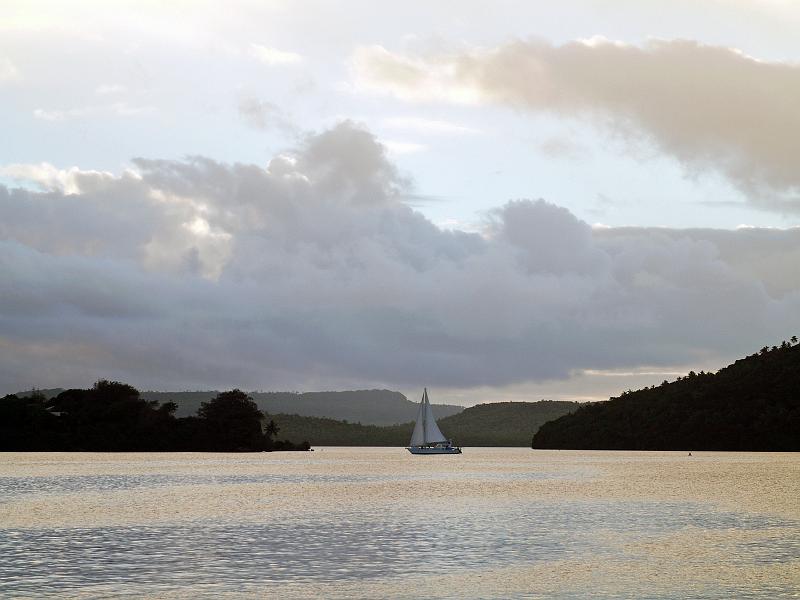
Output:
380 140 427 154
355 38 800 212
0 162 115 195
352 45 485 104
382 116 480 136
249 43 303 66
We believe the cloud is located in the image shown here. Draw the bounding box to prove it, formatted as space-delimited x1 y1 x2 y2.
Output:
95 83 127 95
0 57 18 82
354 38 800 211
353 45 483 104
380 140 427 155
0 162 117 195
1 122 798 394
237 95 298 134
248 43 303 66
382 116 480 136
538 137 587 160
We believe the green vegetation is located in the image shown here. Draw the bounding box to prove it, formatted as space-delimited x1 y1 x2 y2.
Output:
274 400 580 446
533 338 800 451
269 414 412 446
5 384 575 448
1 381 309 452
438 401 580 446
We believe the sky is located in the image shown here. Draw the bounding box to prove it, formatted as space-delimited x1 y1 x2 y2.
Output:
1 0 799 405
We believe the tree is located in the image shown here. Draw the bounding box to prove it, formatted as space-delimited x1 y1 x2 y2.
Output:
791 336 798 345
46 380 176 451
0 382 309 452
265 419 280 438
198 389 265 451
0 392 60 450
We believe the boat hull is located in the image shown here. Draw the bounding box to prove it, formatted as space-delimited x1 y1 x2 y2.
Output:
406 446 462 454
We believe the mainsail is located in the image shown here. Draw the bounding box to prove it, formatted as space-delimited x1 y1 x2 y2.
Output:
408 388 448 446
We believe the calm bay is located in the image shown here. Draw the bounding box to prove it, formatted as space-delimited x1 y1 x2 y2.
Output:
0 448 798 598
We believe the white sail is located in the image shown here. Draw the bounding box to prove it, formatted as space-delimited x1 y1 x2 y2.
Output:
421 389 447 444
409 388 448 446
409 393 427 446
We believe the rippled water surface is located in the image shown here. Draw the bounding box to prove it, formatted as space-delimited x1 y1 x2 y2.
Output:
0 449 798 598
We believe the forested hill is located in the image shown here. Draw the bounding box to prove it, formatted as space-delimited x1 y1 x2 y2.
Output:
268 414 411 446
274 400 580 446
533 339 800 451
438 401 580 446
141 390 463 424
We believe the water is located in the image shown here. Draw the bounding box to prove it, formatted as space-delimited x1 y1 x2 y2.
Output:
0 449 798 598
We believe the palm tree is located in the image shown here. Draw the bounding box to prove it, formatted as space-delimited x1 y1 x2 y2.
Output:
264 419 280 438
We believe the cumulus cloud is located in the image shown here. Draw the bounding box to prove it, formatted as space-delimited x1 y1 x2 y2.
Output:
1 122 798 394
354 38 800 211
0 163 118 195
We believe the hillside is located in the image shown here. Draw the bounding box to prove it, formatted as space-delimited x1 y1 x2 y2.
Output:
532 340 800 451
271 414 411 446
273 400 580 446
138 390 463 424
437 401 580 446
254 390 462 425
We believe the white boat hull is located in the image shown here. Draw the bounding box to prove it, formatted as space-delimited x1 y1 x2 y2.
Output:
407 446 462 454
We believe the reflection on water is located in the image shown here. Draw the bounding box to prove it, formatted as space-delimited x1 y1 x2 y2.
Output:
0 449 798 598
0 468 590 501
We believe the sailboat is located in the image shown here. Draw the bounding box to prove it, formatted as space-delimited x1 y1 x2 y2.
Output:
406 388 462 454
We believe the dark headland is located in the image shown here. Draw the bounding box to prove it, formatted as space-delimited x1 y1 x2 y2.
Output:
533 338 800 451
0 382 310 452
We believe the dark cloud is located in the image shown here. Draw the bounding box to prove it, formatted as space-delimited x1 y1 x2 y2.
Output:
1 122 798 393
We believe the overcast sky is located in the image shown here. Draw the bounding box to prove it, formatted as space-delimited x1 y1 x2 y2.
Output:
1 1 799 404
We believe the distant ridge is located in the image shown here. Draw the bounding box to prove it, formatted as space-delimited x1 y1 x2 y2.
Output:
20 389 464 426
533 339 800 451
118 390 464 425
274 400 580 446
